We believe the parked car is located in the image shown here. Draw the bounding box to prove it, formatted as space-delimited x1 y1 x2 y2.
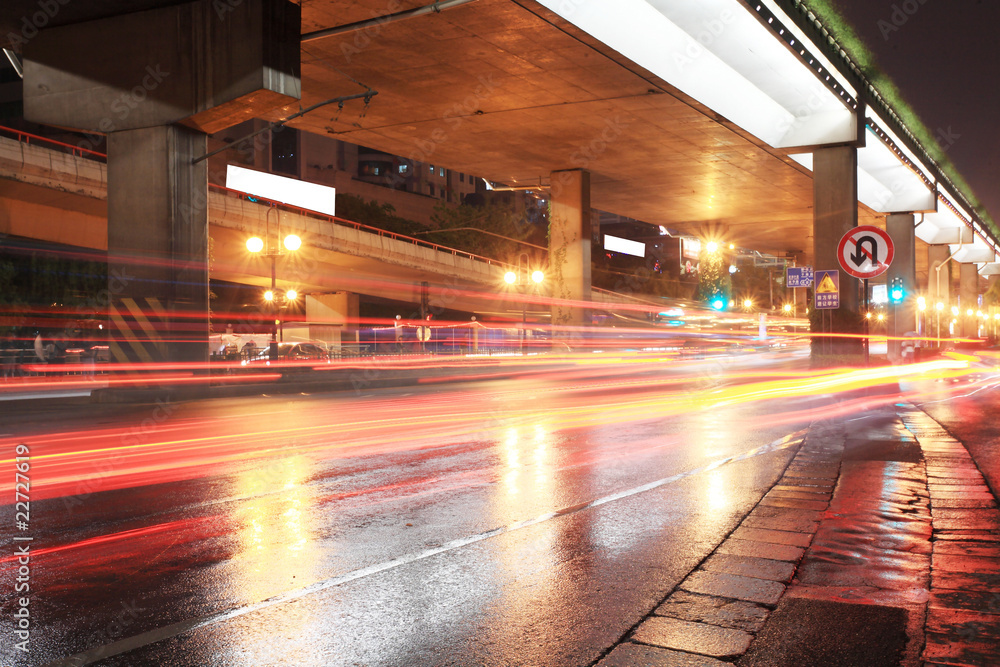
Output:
248 342 330 363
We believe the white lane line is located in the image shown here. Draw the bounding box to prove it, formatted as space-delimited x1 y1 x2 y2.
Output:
44 430 806 667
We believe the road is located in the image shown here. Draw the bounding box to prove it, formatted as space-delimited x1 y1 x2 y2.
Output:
0 348 972 666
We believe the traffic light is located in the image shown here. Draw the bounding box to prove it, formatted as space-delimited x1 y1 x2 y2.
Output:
889 277 905 304
710 297 725 311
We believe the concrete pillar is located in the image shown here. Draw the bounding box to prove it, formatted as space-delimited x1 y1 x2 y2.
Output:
812 145 860 355
288 292 360 349
107 126 209 362
959 263 980 338
548 169 591 330
886 213 916 360
22 0 300 364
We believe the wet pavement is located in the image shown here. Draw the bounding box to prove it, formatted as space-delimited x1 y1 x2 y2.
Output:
599 402 1000 667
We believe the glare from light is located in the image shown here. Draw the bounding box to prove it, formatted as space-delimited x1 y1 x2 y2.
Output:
504 271 517 285
967 309 974 316
877 313 885 322
743 299 753 309
935 302 943 311
710 298 724 311
952 307 960 316
264 290 274 302
783 304 792 313
246 237 264 253
917 296 926 311
531 270 544 284
977 310 983 318
286 289 298 301
728 243 735 250
865 312 872 320
729 265 737 274
705 241 719 254
283 234 302 251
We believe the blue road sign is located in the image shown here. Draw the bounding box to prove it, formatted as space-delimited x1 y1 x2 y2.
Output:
786 267 813 288
814 270 840 310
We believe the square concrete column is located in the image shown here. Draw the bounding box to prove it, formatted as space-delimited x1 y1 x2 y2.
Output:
288 292 360 349
959 263 980 338
23 0 300 364
107 126 208 362
812 145 860 355
886 213 916 360
548 169 592 330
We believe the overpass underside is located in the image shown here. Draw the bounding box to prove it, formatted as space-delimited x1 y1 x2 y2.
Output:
4 0 996 360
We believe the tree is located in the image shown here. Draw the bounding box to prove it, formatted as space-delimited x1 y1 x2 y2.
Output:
694 246 731 305
429 201 542 263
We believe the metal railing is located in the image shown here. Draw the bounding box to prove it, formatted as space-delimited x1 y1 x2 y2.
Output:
0 124 512 270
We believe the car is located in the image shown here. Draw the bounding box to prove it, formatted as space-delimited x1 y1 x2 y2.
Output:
247 342 330 363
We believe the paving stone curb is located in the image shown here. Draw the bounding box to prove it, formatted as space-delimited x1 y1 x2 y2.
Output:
593 406 1000 667
593 426 835 666
899 407 1000 667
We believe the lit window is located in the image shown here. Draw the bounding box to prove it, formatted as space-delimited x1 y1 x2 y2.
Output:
439 167 445 176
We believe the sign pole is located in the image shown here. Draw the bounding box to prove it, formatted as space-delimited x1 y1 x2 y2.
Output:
863 278 869 367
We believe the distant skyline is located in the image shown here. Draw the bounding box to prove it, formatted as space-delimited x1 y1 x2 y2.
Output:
828 0 1000 223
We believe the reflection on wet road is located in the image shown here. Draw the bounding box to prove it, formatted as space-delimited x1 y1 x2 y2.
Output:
0 351 986 666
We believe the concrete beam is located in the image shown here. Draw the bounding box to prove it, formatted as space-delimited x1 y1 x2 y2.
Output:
23 0 300 134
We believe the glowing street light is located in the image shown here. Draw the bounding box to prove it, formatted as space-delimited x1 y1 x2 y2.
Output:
783 303 792 314
505 253 545 353
247 205 302 359
742 298 753 310
705 241 719 254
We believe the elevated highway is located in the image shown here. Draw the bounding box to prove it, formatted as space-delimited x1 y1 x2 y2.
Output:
2 0 996 360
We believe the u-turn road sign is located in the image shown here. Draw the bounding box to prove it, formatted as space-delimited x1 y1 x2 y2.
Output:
837 225 894 279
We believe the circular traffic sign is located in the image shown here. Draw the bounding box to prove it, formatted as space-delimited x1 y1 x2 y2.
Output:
837 225 894 279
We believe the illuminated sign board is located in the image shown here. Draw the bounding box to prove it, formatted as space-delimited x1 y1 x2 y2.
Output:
604 234 645 257
226 165 336 217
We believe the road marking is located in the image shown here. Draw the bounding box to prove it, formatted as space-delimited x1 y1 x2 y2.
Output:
44 430 806 667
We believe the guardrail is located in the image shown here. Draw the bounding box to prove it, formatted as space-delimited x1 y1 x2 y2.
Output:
0 124 512 270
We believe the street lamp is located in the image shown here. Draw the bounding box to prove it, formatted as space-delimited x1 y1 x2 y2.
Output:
247 205 301 359
505 253 544 354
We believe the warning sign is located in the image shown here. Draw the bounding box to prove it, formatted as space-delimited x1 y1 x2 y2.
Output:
814 270 840 310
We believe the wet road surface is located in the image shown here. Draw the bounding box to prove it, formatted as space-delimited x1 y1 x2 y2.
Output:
0 351 935 666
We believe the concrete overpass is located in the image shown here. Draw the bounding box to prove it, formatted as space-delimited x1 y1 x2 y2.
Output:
0 129 656 350
2 0 996 360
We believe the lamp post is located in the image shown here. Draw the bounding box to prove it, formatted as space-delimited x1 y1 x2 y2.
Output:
504 253 544 354
247 205 301 360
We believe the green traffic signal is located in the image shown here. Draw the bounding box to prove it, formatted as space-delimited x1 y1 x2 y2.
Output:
889 277 904 304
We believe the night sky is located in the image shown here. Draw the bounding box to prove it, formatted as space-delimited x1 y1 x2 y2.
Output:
828 0 1000 222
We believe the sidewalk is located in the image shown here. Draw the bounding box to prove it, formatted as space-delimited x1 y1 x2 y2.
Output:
595 404 1000 667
